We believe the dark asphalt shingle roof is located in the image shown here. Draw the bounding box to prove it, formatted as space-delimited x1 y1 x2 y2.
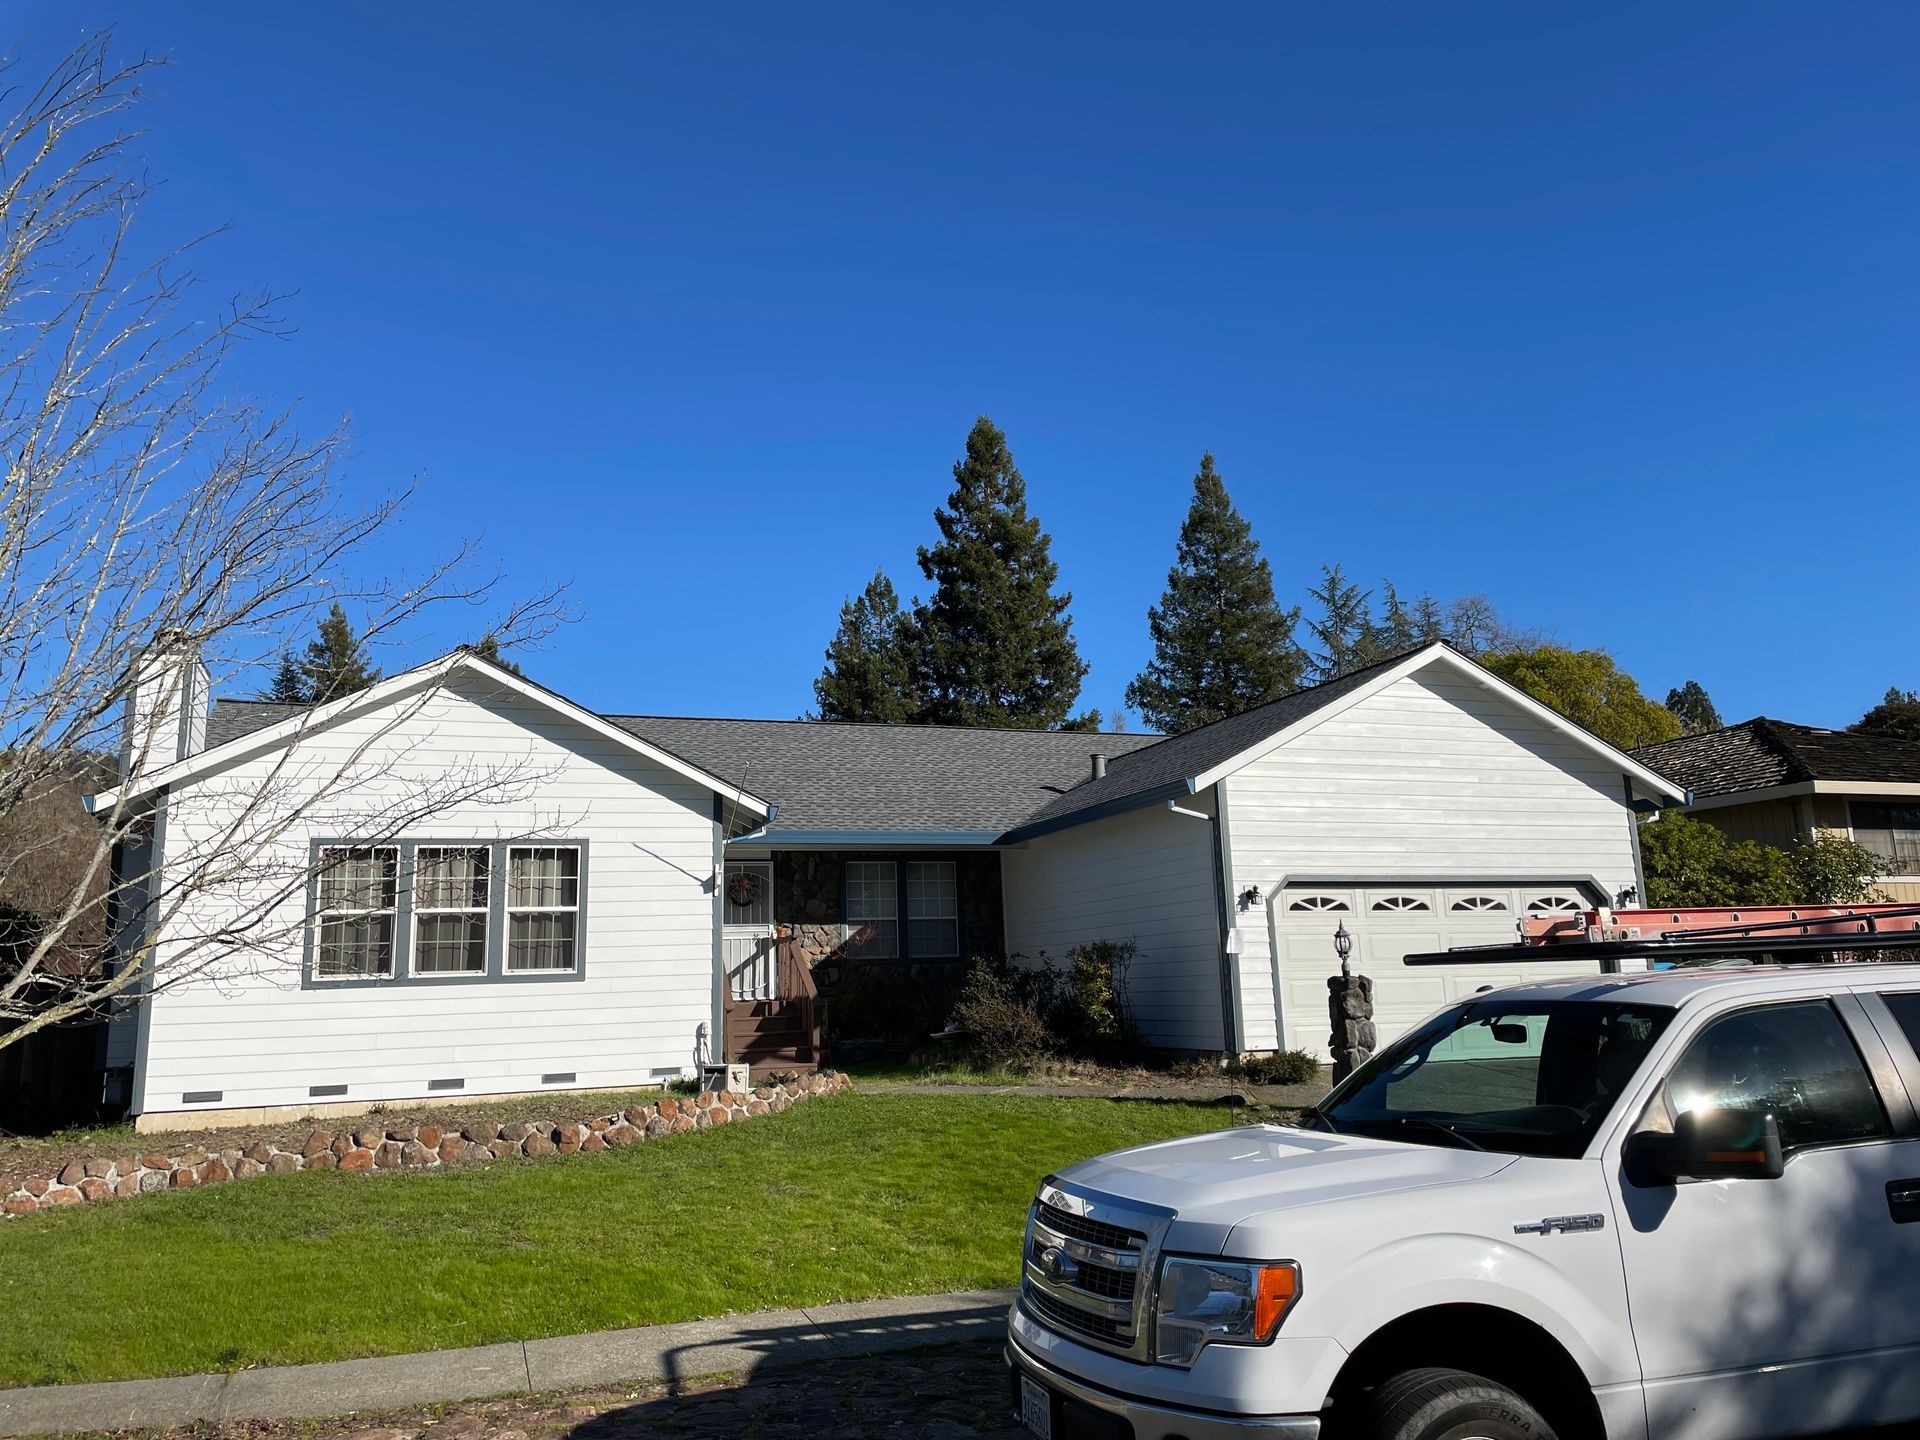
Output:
204 701 307 750
607 715 1157 835
1633 718 1920 799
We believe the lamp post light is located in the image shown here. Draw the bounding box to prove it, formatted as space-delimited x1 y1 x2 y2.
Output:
1334 921 1353 979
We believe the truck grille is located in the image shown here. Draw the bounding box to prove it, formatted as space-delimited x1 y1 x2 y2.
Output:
1022 1182 1167 1360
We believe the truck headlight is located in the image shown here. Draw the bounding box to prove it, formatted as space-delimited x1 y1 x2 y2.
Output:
1153 1257 1300 1367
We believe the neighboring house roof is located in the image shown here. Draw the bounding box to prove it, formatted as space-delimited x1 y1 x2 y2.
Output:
1634 718 1920 802
86 653 774 819
999 641 1689 843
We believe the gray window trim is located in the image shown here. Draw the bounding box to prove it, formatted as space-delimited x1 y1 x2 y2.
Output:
301 837 590 989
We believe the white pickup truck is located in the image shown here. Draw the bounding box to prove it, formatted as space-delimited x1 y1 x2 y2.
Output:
1007 963 1920 1440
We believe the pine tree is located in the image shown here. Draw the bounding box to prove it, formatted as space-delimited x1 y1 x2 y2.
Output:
812 571 917 723
1411 593 1448 644
1853 687 1920 743
1123 453 1304 732
466 634 524 678
1664 680 1722 735
263 651 309 705
1304 563 1374 682
911 417 1089 729
296 603 380 703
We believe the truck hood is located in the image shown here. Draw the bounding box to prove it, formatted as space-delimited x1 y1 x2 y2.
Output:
1057 1124 1516 1253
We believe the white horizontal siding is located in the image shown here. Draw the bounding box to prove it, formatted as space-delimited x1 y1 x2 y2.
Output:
1223 666 1640 1051
138 672 718 1116
1001 800 1223 1051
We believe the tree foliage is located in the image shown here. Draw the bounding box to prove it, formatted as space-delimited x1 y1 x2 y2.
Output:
1640 811 1886 907
1304 563 1376 681
262 604 383 705
812 571 916 723
1124 454 1304 732
1852 687 1920 743
1663 680 1722 735
1479 646 1682 750
911 417 1090 729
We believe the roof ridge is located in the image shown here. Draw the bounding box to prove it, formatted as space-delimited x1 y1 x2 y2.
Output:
606 711 1161 741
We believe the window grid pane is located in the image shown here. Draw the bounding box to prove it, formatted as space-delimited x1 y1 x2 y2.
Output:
505 846 581 972
314 847 398 979
905 862 958 957
844 861 897 959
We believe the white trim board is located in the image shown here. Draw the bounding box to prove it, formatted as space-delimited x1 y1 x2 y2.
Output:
87 651 773 819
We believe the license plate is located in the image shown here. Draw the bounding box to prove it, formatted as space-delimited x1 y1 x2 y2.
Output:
1020 1374 1053 1439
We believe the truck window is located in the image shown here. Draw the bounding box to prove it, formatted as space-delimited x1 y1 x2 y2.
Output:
1662 1001 1888 1154
1876 990 1920 1055
1320 1001 1671 1158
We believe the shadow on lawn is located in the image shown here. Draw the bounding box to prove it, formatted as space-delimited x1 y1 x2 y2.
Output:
560 1296 1024 1439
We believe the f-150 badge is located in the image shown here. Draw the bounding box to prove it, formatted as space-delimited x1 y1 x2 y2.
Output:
1513 1214 1606 1235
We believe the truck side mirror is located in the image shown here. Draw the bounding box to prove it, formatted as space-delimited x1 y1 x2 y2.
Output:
1624 1108 1785 1187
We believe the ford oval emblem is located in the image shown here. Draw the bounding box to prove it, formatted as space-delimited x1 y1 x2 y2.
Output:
1039 1245 1078 1285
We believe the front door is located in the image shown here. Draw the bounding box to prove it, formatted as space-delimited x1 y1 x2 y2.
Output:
722 861 776 1000
1608 996 1920 1439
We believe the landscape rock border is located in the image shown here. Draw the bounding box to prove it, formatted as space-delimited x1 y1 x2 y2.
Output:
1 1071 851 1218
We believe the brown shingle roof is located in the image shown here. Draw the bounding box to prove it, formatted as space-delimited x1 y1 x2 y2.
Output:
1633 719 1920 799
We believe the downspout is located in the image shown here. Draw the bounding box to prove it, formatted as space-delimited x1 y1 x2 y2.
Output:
1623 776 1649 908
1207 787 1240 1060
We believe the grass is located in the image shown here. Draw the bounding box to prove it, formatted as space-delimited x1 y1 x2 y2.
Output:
0 1092 1232 1389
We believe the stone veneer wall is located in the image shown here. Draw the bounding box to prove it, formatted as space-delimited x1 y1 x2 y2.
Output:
1 1071 851 1218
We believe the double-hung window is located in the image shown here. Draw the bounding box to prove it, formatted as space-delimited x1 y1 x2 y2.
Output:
844 861 898 959
905 861 958 958
413 846 490 975
507 845 580 972
314 846 399 980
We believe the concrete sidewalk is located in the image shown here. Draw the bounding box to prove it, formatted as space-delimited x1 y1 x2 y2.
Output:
0 1289 1017 1438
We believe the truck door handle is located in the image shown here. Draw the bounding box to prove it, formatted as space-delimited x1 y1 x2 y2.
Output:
1888 1180 1920 1224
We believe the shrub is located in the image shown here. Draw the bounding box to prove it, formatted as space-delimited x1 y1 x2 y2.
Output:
950 958 1056 1067
1057 940 1141 1061
821 964 966 1048
1640 811 1887 907
1233 1050 1323 1086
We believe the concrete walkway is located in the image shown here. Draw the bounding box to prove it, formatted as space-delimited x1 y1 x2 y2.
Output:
0 1289 1018 1438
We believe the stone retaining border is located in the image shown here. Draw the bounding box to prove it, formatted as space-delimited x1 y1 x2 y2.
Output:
1 1071 851 1218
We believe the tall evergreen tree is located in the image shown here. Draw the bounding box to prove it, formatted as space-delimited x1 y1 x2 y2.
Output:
296 602 381 703
465 633 524 677
262 651 309 705
1124 453 1304 732
911 417 1089 728
812 571 917 723
1664 680 1722 735
1853 686 1920 743
1304 563 1374 682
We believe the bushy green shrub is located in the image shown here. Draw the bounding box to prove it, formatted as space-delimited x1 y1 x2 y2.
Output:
1057 940 1141 1060
1233 1050 1323 1085
1640 811 1886 907
946 940 1144 1066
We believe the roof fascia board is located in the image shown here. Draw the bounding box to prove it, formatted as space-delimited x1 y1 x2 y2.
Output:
89 654 771 818
995 779 1196 846
1810 780 1920 799
730 829 1005 849
1679 781 1817 813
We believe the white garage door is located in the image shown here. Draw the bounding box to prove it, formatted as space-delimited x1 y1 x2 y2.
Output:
1271 884 1604 1058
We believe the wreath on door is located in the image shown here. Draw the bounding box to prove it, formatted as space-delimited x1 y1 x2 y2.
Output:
726 869 763 909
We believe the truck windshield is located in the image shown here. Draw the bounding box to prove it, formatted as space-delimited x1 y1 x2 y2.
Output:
1315 1000 1675 1159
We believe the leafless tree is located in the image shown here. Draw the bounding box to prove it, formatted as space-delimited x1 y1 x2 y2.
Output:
0 38 563 1053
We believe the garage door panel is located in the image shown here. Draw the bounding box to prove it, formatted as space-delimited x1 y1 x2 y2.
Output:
1272 882 1601 1057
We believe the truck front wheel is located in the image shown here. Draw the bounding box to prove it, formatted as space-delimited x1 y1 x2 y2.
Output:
1365 1367 1558 1440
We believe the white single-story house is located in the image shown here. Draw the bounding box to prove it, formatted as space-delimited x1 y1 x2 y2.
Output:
89 639 1685 1127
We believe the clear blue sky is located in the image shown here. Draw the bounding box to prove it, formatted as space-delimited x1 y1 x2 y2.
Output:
22 5 1919 728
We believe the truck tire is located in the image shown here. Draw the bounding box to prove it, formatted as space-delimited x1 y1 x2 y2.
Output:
1365 1366 1558 1440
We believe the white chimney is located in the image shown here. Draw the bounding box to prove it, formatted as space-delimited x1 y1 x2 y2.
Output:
121 631 210 778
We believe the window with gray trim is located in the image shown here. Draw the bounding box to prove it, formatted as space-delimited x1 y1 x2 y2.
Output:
844 860 898 960
1852 802 1920 875
906 860 958 958
507 845 580 972
413 846 489 974
314 846 398 979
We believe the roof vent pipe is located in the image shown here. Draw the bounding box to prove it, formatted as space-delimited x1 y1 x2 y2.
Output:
1090 753 1108 781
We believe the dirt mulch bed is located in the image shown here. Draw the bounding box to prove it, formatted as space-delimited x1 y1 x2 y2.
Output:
0 1086 678 1194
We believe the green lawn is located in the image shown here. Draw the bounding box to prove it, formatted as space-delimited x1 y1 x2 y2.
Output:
0 1093 1231 1389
